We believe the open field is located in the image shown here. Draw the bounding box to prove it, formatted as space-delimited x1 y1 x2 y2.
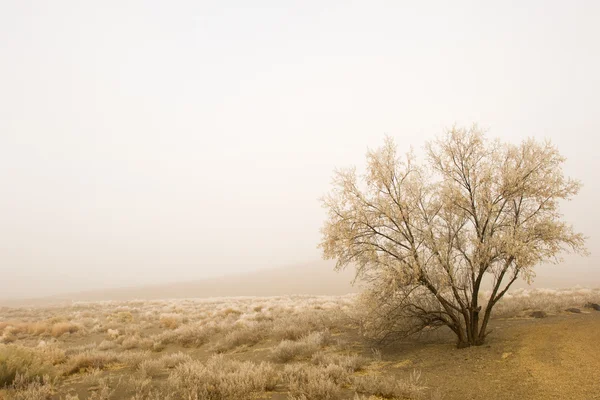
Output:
1 288 599 400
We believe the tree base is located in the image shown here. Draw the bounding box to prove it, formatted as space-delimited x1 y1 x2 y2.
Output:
456 339 486 348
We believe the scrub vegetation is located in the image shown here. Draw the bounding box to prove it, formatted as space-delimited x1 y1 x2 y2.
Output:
1 288 599 399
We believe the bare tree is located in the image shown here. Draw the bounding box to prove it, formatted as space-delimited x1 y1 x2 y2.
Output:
320 126 587 348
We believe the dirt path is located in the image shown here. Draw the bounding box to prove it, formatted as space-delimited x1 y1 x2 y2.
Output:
385 312 600 399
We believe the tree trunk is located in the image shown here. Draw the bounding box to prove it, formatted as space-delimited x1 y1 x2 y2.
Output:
455 310 486 348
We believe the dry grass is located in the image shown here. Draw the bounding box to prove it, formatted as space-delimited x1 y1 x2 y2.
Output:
159 314 181 330
122 335 141 349
155 323 215 347
271 331 331 363
168 355 278 400
51 322 80 338
0 344 58 387
1 289 598 399
353 370 426 399
283 362 348 399
6 374 54 400
62 350 121 375
311 351 368 372
212 322 270 353
488 287 600 317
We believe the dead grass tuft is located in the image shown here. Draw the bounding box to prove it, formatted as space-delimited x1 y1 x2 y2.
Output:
159 314 181 330
63 350 120 375
168 355 278 400
271 331 331 363
353 370 426 399
283 363 348 400
0 344 55 387
50 322 80 338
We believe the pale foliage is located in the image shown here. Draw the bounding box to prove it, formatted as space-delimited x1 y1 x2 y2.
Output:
320 126 587 346
168 355 278 400
271 331 331 362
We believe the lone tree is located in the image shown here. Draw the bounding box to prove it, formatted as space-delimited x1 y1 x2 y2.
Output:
320 126 587 348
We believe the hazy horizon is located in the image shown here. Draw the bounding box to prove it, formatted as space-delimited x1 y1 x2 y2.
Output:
2 1 599 299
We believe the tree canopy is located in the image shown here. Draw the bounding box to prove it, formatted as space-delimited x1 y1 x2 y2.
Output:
320 126 587 347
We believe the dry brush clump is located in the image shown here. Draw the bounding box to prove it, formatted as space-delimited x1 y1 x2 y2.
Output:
353 370 426 399
137 351 192 378
167 355 278 400
122 335 146 350
62 350 121 375
97 340 118 351
4 374 54 400
153 322 217 348
212 321 271 353
0 344 56 387
271 331 332 363
271 310 343 341
311 351 368 373
50 322 81 338
283 362 348 400
159 313 183 329
0 319 82 341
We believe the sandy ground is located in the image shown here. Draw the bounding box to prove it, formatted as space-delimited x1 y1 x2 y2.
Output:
382 311 600 400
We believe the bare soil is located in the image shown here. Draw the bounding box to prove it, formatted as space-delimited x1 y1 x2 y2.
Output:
382 311 600 399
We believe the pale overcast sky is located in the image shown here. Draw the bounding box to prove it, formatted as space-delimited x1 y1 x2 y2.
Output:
1 1 599 298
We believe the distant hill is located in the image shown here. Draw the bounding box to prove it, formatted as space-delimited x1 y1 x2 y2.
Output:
0 260 361 307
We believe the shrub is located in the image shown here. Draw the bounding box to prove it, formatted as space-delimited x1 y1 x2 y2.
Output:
122 335 140 349
138 337 154 350
51 322 80 338
272 317 313 341
152 340 166 352
138 359 163 378
168 355 278 400
220 308 242 317
156 323 213 348
0 345 55 387
36 344 66 365
63 350 120 375
126 375 173 400
160 314 181 329
64 343 97 356
271 331 330 363
7 374 54 400
106 329 120 339
113 312 134 323
159 352 192 369
311 351 367 372
120 351 151 369
97 340 117 351
0 323 26 336
27 322 50 336
283 363 347 400
212 322 269 353
0 321 11 333
1 330 17 344
353 370 425 399
87 377 114 400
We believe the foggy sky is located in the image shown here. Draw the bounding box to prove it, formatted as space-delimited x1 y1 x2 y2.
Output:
1 1 599 299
